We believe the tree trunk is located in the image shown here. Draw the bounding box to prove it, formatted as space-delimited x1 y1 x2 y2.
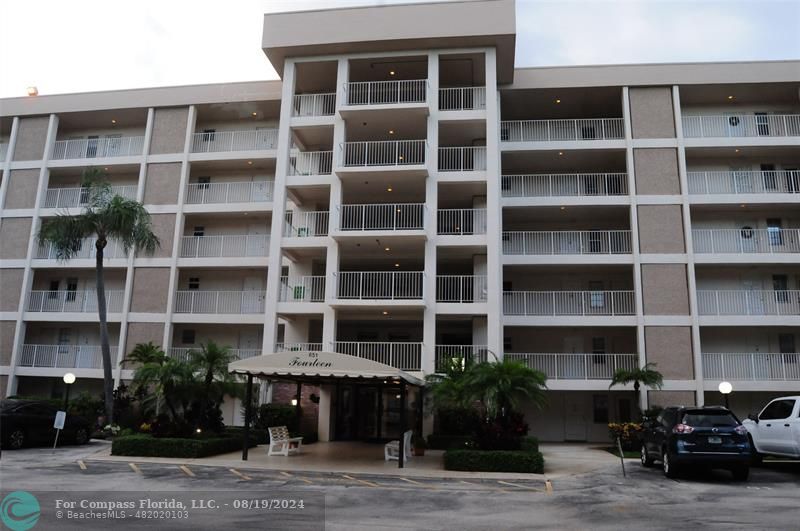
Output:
634 380 642 412
95 239 115 424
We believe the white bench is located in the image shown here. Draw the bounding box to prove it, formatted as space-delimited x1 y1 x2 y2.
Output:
384 430 413 462
267 426 303 456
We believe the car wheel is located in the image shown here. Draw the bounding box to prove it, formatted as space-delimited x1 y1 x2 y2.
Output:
640 444 655 467
7 429 25 450
732 466 750 481
74 427 90 445
662 449 678 479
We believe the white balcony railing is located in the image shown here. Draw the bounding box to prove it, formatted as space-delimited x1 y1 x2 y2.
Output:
336 271 424 300
501 118 625 142
179 234 269 258
437 208 487 235
168 347 261 363
35 238 126 260
333 341 422 371
435 345 488 372
185 181 273 204
19 344 116 369
703 352 800 381
190 129 278 153
439 87 486 111
682 114 800 139
51 136 145 160
339 203 425 231
174 290 266 314
292 93 336 117
505 352 638 379
288 151 333 176
275 342 324 353
0 142 7 161
438 147 487 172
42 185 138 209
436 275 487 303
279 276 326 302
502 173 629 198
284 211 329 237
27 290 124 313
697 290 800 316
688 170 800 195
503 291 636 316
344 79 427 106
341 140 426 167
503 230 632 255
692 228 800 254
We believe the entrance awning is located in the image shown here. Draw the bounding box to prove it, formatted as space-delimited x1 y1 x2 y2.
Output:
228 351 425 387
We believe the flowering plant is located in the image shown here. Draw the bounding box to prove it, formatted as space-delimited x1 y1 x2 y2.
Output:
608 422 643 450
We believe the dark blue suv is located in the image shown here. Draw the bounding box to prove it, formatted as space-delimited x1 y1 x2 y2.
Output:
640 406 751 480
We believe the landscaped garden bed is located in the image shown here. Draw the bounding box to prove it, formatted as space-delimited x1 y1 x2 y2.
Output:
112 432 258 458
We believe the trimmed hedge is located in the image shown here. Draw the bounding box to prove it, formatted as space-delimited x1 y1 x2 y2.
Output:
427 434 475 450
112 434 257 458
520 436 540 454
444 449 545 474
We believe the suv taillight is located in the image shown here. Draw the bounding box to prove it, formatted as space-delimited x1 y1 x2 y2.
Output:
672 424 694 434
734 425 748 435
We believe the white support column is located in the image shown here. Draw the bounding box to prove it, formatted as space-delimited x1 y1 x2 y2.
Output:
484 48 503 361
422 52 440 374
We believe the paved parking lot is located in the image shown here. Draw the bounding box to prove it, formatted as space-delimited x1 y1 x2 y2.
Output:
1 442 799 530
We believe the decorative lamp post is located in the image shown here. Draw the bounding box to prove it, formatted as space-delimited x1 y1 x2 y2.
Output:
62 372 76 411
718 381 732 409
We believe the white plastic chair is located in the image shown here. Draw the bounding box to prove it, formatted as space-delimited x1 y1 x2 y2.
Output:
384 430 413 461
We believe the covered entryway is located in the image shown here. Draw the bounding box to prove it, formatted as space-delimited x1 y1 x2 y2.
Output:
229 350 424 468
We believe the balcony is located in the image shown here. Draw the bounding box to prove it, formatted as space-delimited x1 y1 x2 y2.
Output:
185 181 273 204
502 231 633 256
35 238 127 261
275 342 324 352
339 203 425 232
19 344 116 369
697 290 800 316
688 170 800 196
279 276 326 302
435 345 488 372
292 93 336 117
439 87 486 111
501 118 625 143
288 151 333 176
27 290 124 313
333 341 422 371
437 209 486 236
503 291 636 316
42 185 137 209
51 136 144 160
703 352 800 381
190 129 278 154
505 352 638 379
501 173 628 198
174 290 266 314
436 275 487 303
340 140 426 168
168 347 261 362
0 142 7 161
284 211 329 237
335 271 424 300
692 228 800 255
438 147 487 172
343 80 427 107
179 234 269 258
682 114 800 139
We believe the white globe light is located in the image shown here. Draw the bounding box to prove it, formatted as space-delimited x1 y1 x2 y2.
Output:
718 381 733 395
63 372 76 384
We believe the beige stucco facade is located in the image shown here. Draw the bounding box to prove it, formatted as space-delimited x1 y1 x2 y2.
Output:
144 163 181 205
644 326 694 380
0 269 24 311
637 205 685 253
628 87 676 139
633 148 681 195
130 268 171 313
11 116 49 161
641 264 690 315
147 214 176 258
0 218 32 259
648 390 696 408
4 170 40 209
149 107 189 155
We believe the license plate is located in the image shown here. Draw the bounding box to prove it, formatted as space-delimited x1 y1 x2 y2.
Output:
708 436 722 444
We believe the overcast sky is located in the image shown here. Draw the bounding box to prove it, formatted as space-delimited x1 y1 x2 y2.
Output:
1 0 798 98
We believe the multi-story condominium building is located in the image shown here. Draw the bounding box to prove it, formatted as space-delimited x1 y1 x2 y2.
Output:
1 0 798 442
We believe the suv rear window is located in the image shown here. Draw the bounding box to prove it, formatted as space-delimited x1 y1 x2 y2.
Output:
681 411 739 428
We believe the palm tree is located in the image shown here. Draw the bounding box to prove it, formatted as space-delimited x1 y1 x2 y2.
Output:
132 357 195 420
123 341 166 367
38 170 159 423
424 355 475 412
609 362 664 407
188 341 237 414
463 359 548 419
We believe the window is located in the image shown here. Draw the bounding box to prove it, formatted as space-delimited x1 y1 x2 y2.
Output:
773 274 789 303
188 278 200 290
589 281 605 308
181 329 196 344
58 328 71 354
193 226 205 237
587 232 602 253
767 218 783 246
759 399 796 421
66 278 78 302
503 336 512 352
755 112 770 136
761 164 777 191
592 337 607 365
593 395 609 423
48 280 60 298
779 334 796 354
201 129 216 142
197 176 211 190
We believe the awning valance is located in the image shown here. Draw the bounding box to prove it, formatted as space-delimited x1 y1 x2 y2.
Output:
228 351 425 387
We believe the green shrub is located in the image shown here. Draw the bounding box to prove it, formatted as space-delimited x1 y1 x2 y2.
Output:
520 436 539 454
112 434 257 458
444 449 544 474
608 422 643 451
427 434 475 450
252 404 300 434
435 406 481 436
